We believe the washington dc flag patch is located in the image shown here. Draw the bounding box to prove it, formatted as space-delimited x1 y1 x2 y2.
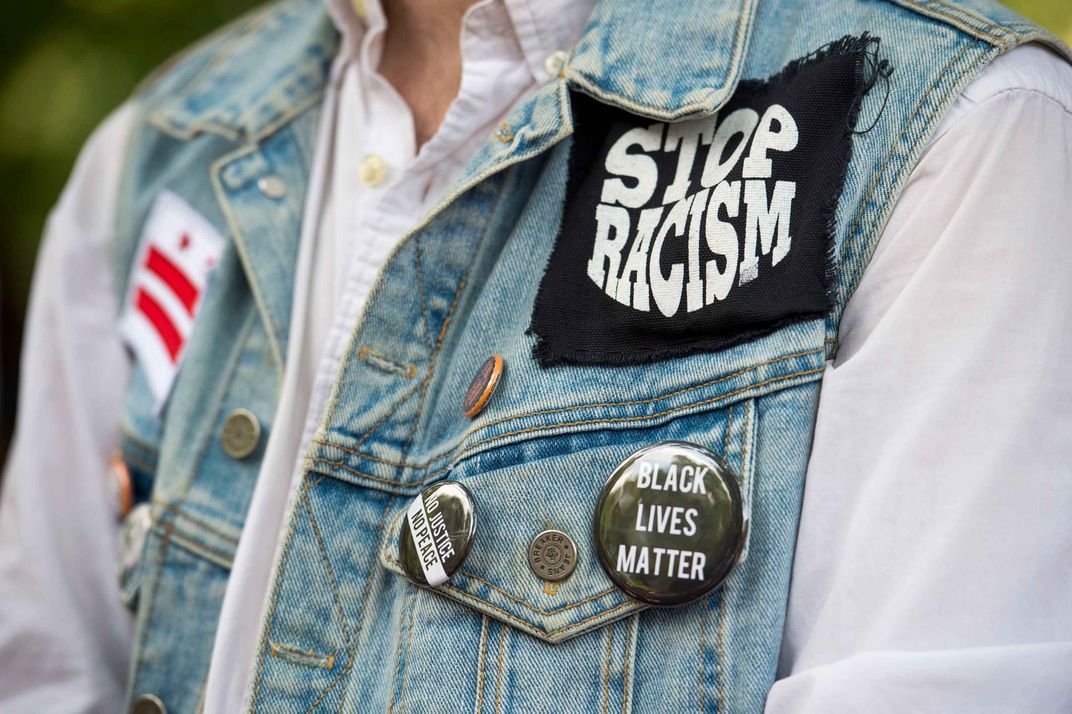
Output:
119 191 224 409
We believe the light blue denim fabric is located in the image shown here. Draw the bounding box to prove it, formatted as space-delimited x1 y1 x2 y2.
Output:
110 0 1069 711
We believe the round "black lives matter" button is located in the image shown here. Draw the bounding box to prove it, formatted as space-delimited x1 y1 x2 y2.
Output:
593 441 745 606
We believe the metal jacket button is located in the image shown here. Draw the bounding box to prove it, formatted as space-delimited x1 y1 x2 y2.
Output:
257 175 287 199
528 529 577 581
399 480 476 586
462 354 504 419
544 50 567 79
594 441 745 606
220 408 260 459
131 693 167 714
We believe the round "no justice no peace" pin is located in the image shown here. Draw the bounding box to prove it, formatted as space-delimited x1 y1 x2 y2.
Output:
594 441 746 606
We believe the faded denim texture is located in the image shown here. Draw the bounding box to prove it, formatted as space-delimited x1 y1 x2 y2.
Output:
109 0 1068 711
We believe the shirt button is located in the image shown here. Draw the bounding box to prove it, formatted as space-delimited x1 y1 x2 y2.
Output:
528 529 577 581
544 50 568 79
131 693 167 714
257 175 287 199
220 408 261 460
359 154 388 186
462 355 504 419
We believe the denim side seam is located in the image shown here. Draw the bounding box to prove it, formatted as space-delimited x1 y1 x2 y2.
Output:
831 36 995 347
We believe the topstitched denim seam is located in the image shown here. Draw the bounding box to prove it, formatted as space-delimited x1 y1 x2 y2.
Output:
210 149 290 372
441 583 640 638
698 403 733 707
841 38 979 267
289 116 313 172
165 530 234 570
301 495 353 647
717 589 727 711
411 233 435 356
698 595 707 711
458 569 618 616
394 232 436 474
386 585 417 714
395 175 510 476
127 523 172 702
358 346 418 380
139 0 284 139
383 553 641 638
839 38 983 303
267 641 335 670
474 615 490 713
853 45 998 278
246 93 330 146
154 501 240 545
378 510 619 618
333 652 356 714
602 622 614 714
719 404 737 711
898 0 1007 45
621 614 636 713
301 649 351 713
928 0 1027 44
249 472 321 708
399 577 424 712
161 306 259 530
148 9 331 144
306 367 824 490
313 347 824 470
494 623 507 714
349 382 424 453
270 492 353 713
565 0 755 120
331 494 396 709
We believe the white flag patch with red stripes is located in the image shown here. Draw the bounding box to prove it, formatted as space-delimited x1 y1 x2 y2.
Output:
120 191 224 410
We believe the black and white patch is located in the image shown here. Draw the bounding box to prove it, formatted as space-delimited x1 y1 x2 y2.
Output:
530 36 889 366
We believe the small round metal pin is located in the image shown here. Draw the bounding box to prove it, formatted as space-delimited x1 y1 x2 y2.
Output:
399 480 477 586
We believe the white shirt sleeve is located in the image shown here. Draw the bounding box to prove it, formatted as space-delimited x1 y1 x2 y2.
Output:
0 102 138 713
769 45 1072 713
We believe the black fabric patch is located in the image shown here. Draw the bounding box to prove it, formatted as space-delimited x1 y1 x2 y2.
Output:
531 35 890 367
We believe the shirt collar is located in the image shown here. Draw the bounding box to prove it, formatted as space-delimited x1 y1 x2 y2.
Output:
149 0 756 141
325 0 594 83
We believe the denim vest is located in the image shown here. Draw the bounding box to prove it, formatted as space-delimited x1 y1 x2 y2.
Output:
113 0 1068 711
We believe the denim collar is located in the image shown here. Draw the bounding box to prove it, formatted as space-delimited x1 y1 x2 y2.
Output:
565 0 758 120
150 0 757 141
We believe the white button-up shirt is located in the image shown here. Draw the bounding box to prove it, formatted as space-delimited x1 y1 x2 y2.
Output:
0 0 1070 710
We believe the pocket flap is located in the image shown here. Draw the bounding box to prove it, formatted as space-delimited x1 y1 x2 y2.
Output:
380 394 759 644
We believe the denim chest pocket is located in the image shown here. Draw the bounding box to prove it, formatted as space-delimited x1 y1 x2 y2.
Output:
379 399 759 644
376 320 826 645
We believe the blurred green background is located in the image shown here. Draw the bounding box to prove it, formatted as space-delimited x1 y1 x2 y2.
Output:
0 1 1069 460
